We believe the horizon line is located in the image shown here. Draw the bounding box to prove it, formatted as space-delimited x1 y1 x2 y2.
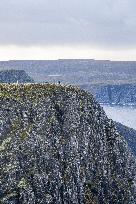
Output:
1 58 136 62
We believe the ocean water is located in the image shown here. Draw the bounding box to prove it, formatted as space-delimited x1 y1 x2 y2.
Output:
102 105 136 130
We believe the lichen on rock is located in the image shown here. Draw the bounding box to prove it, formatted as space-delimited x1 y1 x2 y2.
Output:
0 84 136 204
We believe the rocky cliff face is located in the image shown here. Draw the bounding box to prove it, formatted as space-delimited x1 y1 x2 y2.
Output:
0 84 136 204
115 122 136 157
80 84 136 106
0 70 34 83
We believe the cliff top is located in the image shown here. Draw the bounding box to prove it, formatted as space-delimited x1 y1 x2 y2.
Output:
0 83 92 102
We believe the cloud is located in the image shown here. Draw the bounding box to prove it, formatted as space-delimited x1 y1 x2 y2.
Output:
0 0 136 48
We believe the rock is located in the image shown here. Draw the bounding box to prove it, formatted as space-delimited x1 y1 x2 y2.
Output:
80 84 136 106
115 122 136 157
0 84 136 203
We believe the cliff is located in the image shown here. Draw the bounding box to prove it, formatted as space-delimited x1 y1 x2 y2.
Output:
0 59 136 84
115 122 136 156
0 70 34 83
0 84 136 204
80 84 136 106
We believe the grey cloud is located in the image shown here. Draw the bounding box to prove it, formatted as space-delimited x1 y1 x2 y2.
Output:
0 0 136 48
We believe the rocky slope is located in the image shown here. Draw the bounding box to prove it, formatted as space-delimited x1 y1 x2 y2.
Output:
115 122 136 157
0 70 34 83
0 84 136 204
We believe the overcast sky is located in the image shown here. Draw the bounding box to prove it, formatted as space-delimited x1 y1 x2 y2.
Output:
0 0 136 60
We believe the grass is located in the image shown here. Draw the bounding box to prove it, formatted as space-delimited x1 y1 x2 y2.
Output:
0 83 91 102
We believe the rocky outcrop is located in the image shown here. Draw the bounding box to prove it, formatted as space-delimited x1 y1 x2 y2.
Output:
0 70 34 83
0 84 136 204
115 122 136 157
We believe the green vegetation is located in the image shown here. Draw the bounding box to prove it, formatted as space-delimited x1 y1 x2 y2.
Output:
18 178 28 189
0 83 90 103
0 137 12 151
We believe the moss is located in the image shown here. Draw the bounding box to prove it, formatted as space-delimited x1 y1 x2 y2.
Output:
20 130 29 140
4 163 17 172
18 178 28 189
11 119 21 130
10 119 31 140
85 181 98 204
0 137 12 151
20 125 33 140
0 91 22 102
0 83 87 103
85 188 98 204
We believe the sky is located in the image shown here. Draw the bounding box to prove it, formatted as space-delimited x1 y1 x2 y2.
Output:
0 0 136 60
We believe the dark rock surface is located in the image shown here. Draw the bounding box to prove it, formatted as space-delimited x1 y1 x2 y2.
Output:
115 122 136 157
0 70 34 83
0 84 136 204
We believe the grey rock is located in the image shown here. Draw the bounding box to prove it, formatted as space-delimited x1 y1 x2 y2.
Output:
0 84 136 203
115 122 136 157
81 84 136 106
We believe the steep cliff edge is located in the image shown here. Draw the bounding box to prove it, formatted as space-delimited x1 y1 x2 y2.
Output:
115 122 136 157
0 84 136 204
0 70 34 83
